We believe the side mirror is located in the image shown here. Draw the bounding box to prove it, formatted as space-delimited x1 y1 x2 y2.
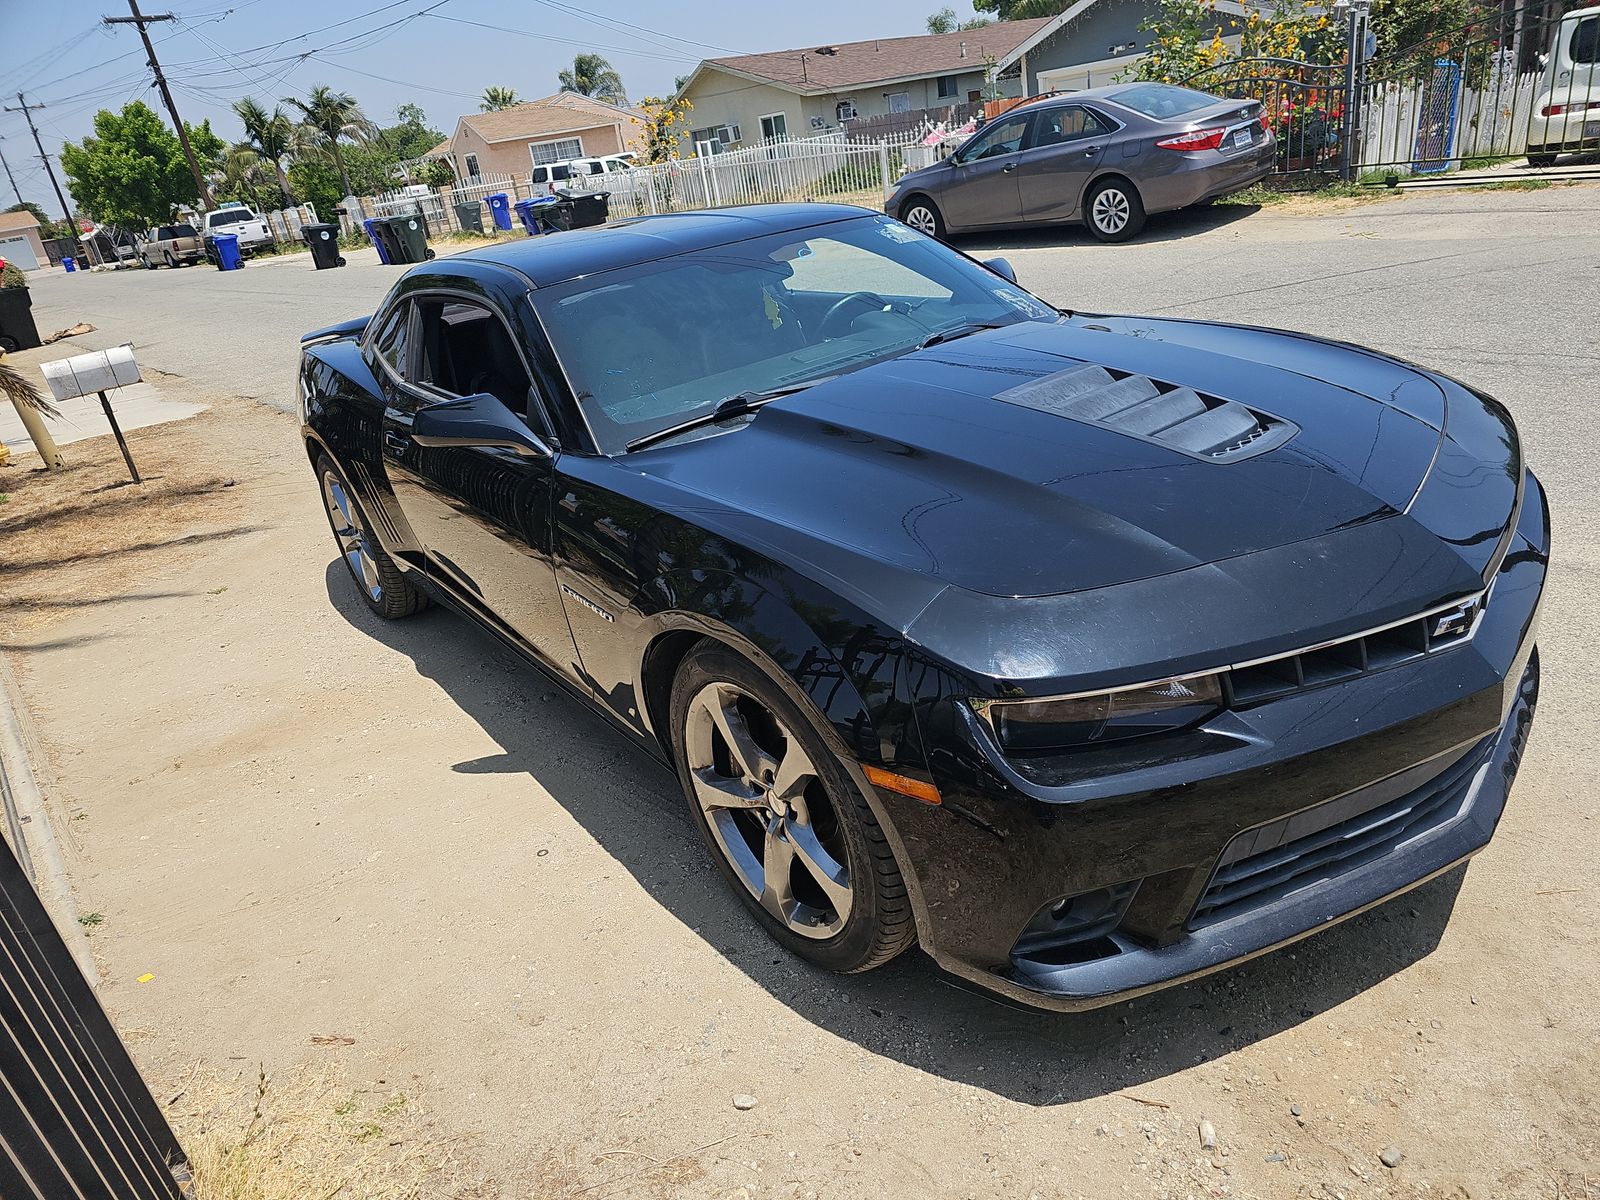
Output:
984 257 1018 284
412 392 551 459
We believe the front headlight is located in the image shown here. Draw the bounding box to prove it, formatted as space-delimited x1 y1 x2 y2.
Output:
972 674 1224 753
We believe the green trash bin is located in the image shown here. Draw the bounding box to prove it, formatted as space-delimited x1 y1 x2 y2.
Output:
452 201 484 235
381 214 435 263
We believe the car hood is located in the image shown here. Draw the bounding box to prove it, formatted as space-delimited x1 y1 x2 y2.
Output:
635 316 1447 601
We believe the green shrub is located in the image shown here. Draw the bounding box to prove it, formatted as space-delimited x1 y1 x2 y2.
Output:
0 261 26 289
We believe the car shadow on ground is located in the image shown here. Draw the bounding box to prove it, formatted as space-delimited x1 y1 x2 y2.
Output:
327 563 1467 1106
954 202 1263 254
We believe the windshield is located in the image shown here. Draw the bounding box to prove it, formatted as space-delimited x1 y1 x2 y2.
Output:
533 214 1059 453
1109 83 1216 119
209 209 256 226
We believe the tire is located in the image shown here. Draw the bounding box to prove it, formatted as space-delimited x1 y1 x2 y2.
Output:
1527 152 1558 168
141 256 153 270
315 454 425 620
424 248 437 260
164 252 176 268
669 641 916 975
0 334 17 353
336 256 347 267
899 195 945 240
1084 177 1146 242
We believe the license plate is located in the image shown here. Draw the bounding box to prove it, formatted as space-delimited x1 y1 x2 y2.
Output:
1231 128 1253 148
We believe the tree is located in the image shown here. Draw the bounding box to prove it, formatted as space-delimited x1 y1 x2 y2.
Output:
287 158 343 219
217 145 276 213
632 95 693 163
926 6 993 32
59 101 214 229
233 97 296 207
283 85 374 198
973 0 1065 19
480 86 520 111
4 201 49 226
558 54 626 104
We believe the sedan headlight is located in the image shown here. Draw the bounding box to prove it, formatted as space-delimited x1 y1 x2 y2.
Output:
972 674 1224 753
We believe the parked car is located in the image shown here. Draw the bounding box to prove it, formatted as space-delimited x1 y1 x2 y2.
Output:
299 204 1544 1012
198 203 272 260
887 82 1277 242
140 222 203 268
1527 4 1599 166
530 161 576 192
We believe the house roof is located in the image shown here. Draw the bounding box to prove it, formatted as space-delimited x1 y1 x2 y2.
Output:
423 138 452 159
694 18 1054 95
0 210 42 234
457 92 647 144
994 0 1266 70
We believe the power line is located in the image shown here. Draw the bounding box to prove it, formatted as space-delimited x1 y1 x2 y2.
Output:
0 137 24 208
524 0 750 57
2 95 88 261
103 0 216 208
424 13 700 65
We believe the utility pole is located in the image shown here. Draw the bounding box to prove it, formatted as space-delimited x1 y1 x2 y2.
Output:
0 137 23 208
3 94 89 266
103 0 215 209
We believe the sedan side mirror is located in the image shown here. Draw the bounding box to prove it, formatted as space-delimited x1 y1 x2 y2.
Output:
984 257 1018 284
413 392 552 459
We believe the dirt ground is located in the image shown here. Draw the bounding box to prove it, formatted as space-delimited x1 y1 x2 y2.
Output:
2 338 1598 1195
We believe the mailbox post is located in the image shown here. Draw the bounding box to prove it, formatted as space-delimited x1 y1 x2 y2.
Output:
40 344 143 483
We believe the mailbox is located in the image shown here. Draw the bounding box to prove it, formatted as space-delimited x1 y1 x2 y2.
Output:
41 344 142 403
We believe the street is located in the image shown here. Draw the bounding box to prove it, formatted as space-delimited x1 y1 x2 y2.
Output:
5 187 1599 1199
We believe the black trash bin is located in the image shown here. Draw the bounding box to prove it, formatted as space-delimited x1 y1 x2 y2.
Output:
453 201 485 235
556 188 611 229
302 222 346 270
382 214 435 263
0 285 42 352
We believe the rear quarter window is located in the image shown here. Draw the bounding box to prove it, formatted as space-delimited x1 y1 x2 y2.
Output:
1574 16 1598 64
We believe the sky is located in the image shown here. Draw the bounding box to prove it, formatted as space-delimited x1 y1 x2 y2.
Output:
1 0 993 219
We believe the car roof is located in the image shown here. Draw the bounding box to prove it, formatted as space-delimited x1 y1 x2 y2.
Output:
1009 81 1210 115
413 203 875 288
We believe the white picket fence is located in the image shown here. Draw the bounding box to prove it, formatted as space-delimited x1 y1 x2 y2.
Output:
1360 70 1543 174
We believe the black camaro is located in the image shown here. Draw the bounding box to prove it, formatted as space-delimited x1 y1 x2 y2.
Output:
298 204 1546 1011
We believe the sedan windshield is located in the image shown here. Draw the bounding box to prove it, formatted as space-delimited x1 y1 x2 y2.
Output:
533 214 1059 452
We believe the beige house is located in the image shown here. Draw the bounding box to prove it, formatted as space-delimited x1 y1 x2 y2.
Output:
0 210 48 271
674 20 1051 153
430 92 649 180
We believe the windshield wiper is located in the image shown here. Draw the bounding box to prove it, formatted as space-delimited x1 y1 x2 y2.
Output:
915 320 1012 351
626 378 833 452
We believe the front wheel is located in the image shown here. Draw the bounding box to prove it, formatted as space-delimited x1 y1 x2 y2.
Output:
899 196 945 240
1085 177 1146 242
316 455 425 620
670 641 916 974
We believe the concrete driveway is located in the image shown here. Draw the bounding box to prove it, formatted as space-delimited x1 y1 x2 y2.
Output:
7 186 1599 1198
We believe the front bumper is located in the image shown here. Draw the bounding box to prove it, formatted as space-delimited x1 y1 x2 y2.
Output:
885 477 1547 1012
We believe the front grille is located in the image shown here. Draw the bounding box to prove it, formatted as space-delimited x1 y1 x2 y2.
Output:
1190 734 1494 928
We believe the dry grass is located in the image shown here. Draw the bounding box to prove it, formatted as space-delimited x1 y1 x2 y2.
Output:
168 1063 486 1200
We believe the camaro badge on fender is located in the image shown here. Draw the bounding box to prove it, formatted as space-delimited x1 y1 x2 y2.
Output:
561 584 615 623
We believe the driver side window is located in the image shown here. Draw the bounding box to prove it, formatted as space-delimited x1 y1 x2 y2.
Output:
959 112 1033 162
411 297 537 420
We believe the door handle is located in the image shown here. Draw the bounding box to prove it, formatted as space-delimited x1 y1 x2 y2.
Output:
383 430 409 454
1002 162 1018 173
1085 146 1103 156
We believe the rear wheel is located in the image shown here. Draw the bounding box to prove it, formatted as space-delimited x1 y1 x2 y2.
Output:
316 454 424 620
1085 177 1146 242
670 642 916 974
899 196 945 240
164 252 176 268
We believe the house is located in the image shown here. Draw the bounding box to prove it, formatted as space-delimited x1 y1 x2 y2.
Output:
997 0 1263 95
429 92 649 181
674 19 1054 152
0 210 47 271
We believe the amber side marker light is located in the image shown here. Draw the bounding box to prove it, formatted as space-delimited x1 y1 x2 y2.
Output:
863 765 942 806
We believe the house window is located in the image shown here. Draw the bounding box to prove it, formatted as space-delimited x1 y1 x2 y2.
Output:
885 91 911 113
836 99 857 122
759 112 788 141
530 137 583 166
463 153 480 178
936 75 958 99
690 124 740 153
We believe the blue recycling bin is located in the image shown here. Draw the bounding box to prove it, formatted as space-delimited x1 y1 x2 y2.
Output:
362 217 391 264
512 198 541 235
486 192 512 231
213 233 242 271
62 256 77 273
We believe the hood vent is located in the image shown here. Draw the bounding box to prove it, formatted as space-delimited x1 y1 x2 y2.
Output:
994 363 1297 462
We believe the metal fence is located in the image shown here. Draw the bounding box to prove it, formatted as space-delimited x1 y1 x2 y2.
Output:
0 826 187 1198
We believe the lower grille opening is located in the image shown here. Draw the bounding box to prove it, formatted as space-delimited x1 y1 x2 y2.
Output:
1190 735 1494 928
1012 880 1139 967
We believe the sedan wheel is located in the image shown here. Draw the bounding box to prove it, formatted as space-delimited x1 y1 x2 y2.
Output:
315 455 424 620
900 198 945 239
670 642 917 973
1085 178 1146 242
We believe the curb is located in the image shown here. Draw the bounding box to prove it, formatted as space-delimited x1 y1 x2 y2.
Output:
0 652 99 985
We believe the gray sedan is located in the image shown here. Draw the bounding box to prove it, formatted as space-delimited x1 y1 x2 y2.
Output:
885 82 1277 242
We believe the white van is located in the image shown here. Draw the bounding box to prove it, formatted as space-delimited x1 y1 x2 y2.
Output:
1528 5 1599 165
529 161 576 192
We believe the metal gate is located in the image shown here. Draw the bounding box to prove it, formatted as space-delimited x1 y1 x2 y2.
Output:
1181 57 1352 188
0 826 188 1198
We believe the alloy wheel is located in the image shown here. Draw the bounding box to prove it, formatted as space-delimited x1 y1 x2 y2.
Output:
684 681 853 938
321 472 383 602
1092 187 1130 235
903 204 939 235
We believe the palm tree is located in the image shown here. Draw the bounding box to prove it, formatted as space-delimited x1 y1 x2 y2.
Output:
232 97 296 207
219 145 273 213
282 85 374 198
480 86 520 112
558 54 626 104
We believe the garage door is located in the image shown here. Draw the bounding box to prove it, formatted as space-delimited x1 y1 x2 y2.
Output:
0 235 39 270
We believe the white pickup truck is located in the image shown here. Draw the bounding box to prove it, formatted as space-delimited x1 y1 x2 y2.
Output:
198 203 273 260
